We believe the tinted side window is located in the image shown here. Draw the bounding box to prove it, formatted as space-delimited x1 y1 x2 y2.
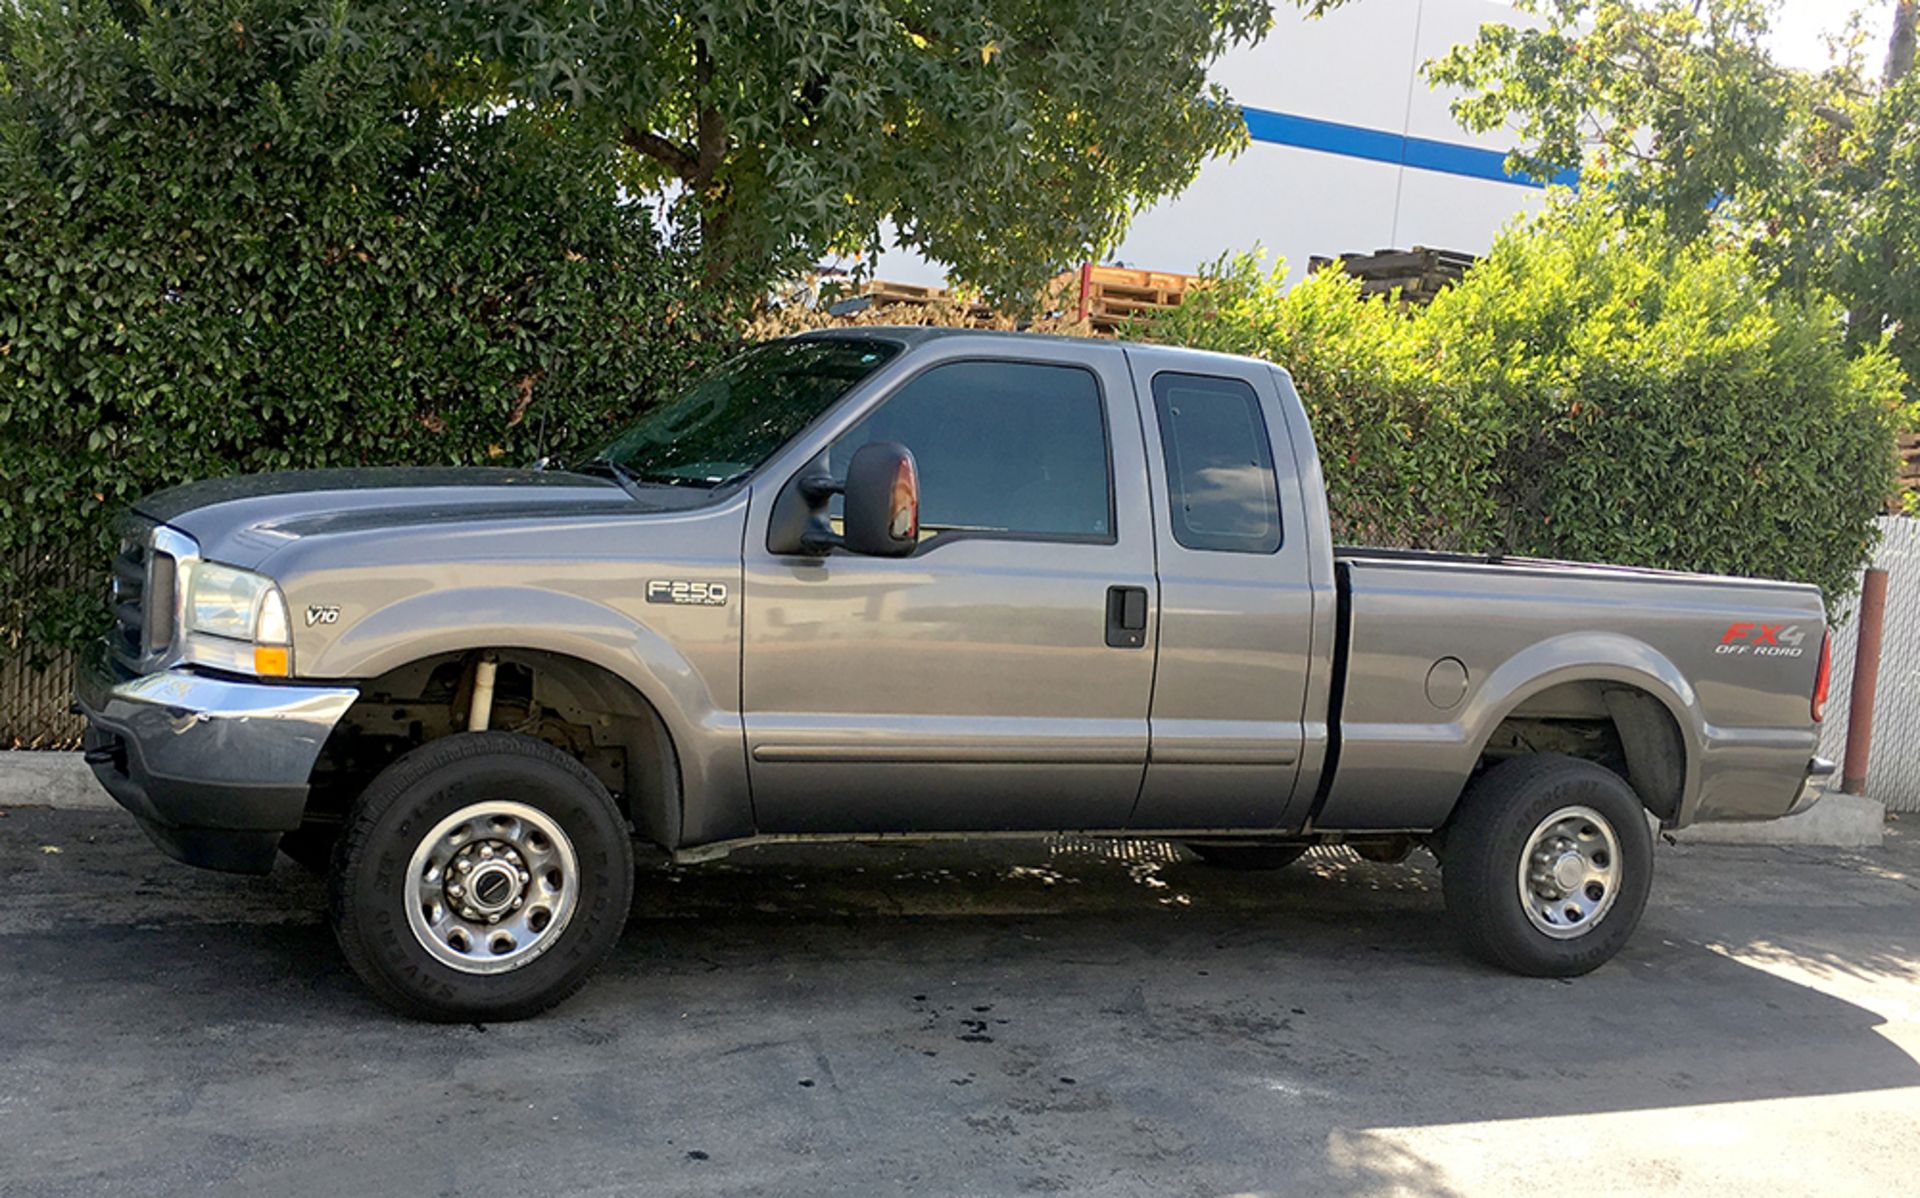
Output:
1151 372 1282 554
831 360 1112 539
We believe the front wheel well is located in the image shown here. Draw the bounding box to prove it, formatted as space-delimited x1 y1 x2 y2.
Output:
305 649 681 849
1474 681 1686 824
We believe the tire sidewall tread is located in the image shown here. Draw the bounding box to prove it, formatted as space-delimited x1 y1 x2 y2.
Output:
328 732 634 1022
1442 753 1653 978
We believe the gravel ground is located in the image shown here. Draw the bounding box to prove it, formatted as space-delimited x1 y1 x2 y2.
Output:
2 807 1918 1197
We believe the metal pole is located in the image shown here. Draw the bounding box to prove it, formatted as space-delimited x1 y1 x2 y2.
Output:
1842 568 1890 795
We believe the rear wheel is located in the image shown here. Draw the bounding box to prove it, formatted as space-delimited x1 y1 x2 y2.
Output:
329 732 633 1021
1184 842 1310 871
1441 754 1652 977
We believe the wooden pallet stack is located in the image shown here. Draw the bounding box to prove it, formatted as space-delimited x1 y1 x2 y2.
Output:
1307 246 1477 306
1894 432 1920 512
820 265 1203 333
1051 264 1202 332
826 279 997 324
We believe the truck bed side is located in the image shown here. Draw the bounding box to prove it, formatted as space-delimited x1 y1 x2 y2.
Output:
1312 552 1827 832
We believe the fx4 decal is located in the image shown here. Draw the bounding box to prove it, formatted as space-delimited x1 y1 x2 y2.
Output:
647 580 729 607
1716 622 1808 658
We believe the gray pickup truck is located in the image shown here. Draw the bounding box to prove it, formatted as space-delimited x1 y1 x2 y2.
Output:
77 328 1835 1020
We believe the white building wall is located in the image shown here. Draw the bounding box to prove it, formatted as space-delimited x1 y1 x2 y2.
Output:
869 0 1551 288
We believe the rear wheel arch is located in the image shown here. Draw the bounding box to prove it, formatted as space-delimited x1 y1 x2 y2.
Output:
1471 675 1693 825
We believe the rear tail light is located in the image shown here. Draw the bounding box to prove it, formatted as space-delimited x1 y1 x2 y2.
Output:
1811 632 1832 722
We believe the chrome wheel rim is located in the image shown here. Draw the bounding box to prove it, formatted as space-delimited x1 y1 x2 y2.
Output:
1516 804 1621 940
404 801 579 975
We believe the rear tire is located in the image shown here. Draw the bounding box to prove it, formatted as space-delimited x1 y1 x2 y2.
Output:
1442 754 1652 977
329 732 634 1021
1184 842 1310 871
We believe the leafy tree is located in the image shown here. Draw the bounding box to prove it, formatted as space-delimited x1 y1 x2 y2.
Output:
377 0 1333 300
1426 1 1920 395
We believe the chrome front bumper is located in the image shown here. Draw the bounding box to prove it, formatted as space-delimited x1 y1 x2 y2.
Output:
75 649 358 873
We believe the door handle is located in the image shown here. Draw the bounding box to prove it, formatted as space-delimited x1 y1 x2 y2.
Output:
1106 586 1150 649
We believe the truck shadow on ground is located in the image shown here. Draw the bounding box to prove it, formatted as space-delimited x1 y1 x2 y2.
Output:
6 813 1919 1197
585 838 1920 1194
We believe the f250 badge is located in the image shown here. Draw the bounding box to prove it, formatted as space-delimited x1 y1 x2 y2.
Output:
1717 622 1807 657
647 580 729 607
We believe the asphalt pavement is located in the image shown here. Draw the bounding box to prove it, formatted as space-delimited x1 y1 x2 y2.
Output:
3 806 1918 1197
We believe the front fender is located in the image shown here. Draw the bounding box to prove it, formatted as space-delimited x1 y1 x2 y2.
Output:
307 585 709 712
298 584 749 843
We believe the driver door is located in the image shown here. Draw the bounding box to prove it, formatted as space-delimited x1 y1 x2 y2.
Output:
740 343 1158 833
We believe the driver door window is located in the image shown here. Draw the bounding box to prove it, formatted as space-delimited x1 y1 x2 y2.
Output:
828 360 1113 542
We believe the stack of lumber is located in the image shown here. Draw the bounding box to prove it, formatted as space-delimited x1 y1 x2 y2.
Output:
816 264 1203 333
1895 432 1920 512
1307 246 1477 305
826 279 996 324
1050 264 1202 332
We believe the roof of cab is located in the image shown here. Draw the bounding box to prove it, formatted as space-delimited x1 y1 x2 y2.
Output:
790 323 1292 377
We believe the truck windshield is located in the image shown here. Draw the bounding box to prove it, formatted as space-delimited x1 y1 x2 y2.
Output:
590 339 900 487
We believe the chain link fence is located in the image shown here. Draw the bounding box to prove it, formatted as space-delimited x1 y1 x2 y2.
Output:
1817 516 1920 813
0 647 80 749
2 550 88 749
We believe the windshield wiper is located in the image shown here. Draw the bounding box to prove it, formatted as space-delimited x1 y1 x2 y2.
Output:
574 456 719 490
571 457 646 495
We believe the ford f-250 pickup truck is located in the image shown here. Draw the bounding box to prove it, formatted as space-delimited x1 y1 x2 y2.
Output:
77 328 1836 1020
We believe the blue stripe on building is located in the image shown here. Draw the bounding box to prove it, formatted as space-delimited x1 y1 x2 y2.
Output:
1240 107 1579 189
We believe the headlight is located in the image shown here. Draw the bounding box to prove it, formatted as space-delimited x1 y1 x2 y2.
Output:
182 562 293 677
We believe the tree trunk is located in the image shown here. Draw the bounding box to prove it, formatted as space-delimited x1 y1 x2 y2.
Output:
1889 0 1917 86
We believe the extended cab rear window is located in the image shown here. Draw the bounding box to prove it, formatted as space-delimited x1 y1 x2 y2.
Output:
1151 372 1282 554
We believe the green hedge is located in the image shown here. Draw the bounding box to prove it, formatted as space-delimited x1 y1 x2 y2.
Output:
1141 196 1911 606
2 5 1906 660
1 0 731 656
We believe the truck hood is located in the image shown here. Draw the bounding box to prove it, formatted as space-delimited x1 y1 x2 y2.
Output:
137 467 688 568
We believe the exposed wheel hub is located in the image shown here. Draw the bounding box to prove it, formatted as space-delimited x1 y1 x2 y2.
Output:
447 841 527 922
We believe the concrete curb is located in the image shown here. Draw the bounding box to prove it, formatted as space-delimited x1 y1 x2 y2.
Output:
1673 788 1886 849
0 752 114 811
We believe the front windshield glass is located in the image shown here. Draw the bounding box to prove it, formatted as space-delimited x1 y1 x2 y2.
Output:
592 339 900 486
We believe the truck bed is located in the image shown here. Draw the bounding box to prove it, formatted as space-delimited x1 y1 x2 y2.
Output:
1313 546 1827 832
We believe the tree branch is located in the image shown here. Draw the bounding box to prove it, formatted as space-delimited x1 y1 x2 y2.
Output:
1888 0 1917 86
621 127 698 178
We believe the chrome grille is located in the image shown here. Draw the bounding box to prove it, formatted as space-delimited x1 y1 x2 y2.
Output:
107 516 181 672
109 530 148 665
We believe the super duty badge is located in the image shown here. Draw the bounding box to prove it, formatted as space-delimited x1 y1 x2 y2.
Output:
647 580 729 607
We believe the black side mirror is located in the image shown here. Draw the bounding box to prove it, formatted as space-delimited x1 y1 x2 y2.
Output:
841 441 919 556
766 441 920 557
